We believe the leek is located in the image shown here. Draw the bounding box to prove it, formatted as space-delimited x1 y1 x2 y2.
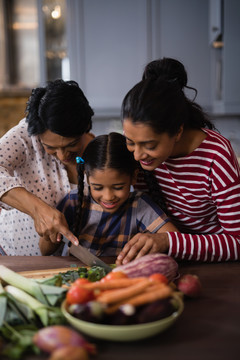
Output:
0 292 7 325
0 267 67 359
4 285 64 327
1 282 35 327
0 265 47 304
0 265 66 306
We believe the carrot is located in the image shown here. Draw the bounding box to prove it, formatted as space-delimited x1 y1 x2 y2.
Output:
126 284 173 306
94 281 162 300
97 278 151 304
81 277 147 291
144 283 165 292
105 284 173 314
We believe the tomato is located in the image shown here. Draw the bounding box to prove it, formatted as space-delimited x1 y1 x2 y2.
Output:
66 285 95 304
149 273 168 284
100 271 128 282
73 278 90 287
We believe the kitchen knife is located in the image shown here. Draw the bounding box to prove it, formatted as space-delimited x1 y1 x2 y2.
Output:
62 236 112 272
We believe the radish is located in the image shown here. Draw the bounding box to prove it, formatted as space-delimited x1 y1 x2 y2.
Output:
33 325 96 355
177 274 202 298
49 346 89 360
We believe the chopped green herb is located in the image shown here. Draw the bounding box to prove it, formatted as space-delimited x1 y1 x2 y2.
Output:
58 266 108 285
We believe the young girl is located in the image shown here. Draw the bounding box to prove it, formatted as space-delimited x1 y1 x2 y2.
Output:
117 57 240 265
39 132 178 256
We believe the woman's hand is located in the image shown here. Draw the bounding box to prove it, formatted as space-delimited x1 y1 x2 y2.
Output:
32 201 79 246
39 235 61 255
116 232 169 266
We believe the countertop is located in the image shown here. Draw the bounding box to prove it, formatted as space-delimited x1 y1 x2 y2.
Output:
0 257 240 360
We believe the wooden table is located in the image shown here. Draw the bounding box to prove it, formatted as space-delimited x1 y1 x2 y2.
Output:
1 257 240 360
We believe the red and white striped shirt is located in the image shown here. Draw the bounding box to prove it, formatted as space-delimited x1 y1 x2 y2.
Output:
135 129 240 262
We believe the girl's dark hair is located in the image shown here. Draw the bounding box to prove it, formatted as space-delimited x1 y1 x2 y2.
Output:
25 79 94 137
121 57 215 214
122 57 214 136
73 132 138 237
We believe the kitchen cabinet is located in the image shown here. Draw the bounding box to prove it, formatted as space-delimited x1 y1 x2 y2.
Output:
66 0 152 117
1 0 239 118
66 0 212 116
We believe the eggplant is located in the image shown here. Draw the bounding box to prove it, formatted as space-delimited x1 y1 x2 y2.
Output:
113 253 179 282
136 298 175 324
68 301 106 323
68 303 86 319
105 304 136 325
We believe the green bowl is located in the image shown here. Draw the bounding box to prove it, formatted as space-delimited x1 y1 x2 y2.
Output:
61 295 184 341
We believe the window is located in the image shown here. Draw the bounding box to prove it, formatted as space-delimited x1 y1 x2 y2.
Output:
42 0 69 81
0 0 69 91
0 0 40 90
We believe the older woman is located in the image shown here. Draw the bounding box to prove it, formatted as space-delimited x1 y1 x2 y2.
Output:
0 79 94 255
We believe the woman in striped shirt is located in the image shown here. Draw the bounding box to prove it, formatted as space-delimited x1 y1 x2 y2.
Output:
116 58 240 265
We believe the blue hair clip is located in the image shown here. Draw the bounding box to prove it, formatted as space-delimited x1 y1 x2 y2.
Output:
76 156 85 164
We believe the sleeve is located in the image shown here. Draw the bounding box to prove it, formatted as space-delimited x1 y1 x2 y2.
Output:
135 192 170 233
0 120 29 209
167 147 240 262
167 231 240 262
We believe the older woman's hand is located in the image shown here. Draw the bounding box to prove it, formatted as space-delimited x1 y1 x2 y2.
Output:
32 200 79 246
116 232 169 266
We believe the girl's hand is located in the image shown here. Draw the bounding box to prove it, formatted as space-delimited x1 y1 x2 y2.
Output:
116 232 169 266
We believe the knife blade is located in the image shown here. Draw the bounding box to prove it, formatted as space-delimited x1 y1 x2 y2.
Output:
62 236 112 272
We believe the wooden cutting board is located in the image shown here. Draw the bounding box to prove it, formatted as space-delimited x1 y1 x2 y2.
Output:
18 267 81 279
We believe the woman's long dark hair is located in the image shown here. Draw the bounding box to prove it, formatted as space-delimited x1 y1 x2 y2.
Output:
122 58 214 135
121 57 216 214
25 79 94 137
73 132 138 237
